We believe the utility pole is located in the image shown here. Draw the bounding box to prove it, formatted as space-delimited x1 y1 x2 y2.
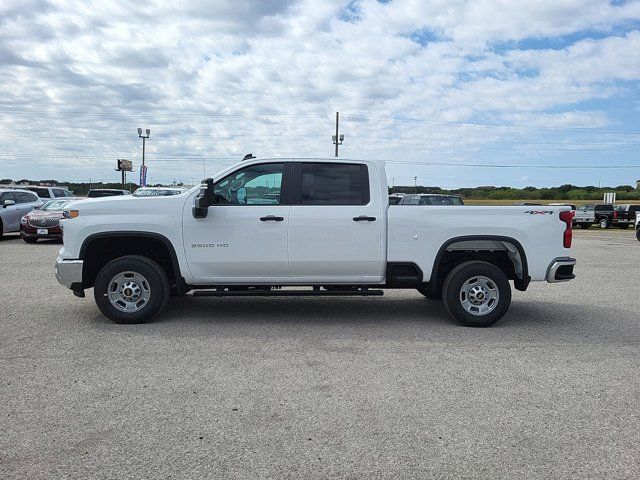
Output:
202 158 206 178
414 176 418 192
89 178 92 190
332 112 344 157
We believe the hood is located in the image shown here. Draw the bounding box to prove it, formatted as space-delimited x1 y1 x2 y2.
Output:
68 192 190 216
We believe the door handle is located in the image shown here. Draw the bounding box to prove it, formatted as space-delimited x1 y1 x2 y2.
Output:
353 215 376 222
260 215 284 222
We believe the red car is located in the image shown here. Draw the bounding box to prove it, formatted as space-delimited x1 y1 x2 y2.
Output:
20 198 82 243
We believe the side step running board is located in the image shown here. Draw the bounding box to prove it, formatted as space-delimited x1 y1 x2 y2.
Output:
192 289 384 297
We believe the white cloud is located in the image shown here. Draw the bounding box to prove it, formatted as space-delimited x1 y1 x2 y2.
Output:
0 0 639 187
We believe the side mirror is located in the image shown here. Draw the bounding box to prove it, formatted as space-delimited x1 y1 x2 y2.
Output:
192 178 214 219
3 199 15 208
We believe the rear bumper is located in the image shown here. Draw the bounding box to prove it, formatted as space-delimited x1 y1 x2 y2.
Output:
55 256 83 289
546 257 576 283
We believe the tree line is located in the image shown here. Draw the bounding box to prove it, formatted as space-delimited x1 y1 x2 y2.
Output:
390 183 640 200
2 178 639 200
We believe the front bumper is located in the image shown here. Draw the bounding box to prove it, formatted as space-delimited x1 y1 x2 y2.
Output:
546 257 576 283
21 231 63 240
55 256 83 289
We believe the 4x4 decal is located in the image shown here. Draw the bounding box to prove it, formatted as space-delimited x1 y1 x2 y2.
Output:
524 210 554 215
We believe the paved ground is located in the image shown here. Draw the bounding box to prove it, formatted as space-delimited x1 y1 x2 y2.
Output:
0 229 638 479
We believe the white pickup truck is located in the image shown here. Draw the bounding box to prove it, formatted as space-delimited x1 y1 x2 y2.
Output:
55 157 576 327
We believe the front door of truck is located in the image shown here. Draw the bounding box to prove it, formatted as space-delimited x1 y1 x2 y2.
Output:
183 162 292 283
287 161 385 283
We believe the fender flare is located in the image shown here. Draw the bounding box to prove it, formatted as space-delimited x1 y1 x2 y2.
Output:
429 235 530 292
79 231 184 286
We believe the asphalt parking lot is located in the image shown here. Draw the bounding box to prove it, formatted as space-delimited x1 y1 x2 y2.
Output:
0 230 638 479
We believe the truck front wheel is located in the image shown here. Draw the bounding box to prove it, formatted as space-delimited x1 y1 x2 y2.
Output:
94 255 169 324
441 261 511 327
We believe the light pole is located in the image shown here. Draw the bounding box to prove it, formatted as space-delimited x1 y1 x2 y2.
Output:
332 112 344 157
137 128 150 167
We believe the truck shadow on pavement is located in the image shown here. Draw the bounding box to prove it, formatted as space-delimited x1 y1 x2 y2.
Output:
114 294 637 342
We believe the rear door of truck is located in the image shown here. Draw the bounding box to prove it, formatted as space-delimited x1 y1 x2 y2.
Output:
287 160 385 282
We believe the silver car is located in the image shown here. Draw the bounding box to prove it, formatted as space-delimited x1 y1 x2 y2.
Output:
0 188 43 238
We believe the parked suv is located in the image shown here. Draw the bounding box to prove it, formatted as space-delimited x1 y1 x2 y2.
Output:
613 204 640 229
397 194 464 205
0 189 42 237
573 204 615 229
23 186 74 200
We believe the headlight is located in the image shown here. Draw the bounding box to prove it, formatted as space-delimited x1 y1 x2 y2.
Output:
63 210 80 219
20 216 27 225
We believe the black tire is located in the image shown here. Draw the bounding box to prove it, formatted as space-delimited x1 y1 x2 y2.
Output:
22 237 38 244
94 255 169 324
598 217 610 229
579 223 590 229
417 285 441 299
441 261 511 328
636 228 640 242
0 219 3 238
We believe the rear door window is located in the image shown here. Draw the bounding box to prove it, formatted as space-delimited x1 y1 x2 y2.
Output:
52 189 66 198
16 192 38 203
28 187 50 198
298 163 368 205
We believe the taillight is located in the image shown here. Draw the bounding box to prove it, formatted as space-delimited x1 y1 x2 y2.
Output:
559 211 573 248
613 211 618 219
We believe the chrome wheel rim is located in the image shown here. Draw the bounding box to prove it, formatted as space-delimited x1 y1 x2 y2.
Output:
459 275 499 316
600 219 607 228
107 271 151 313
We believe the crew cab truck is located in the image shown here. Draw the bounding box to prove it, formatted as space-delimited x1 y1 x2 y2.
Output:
573 204 615 229
55 158 576 328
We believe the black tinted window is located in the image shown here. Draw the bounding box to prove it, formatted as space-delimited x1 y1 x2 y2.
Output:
27 187 50 198
53 189 66 198
301 163 366 205
16 192 37 203
88 190 122 197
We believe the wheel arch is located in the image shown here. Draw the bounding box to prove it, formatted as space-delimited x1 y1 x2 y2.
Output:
79 231 184 290
429 235 530 293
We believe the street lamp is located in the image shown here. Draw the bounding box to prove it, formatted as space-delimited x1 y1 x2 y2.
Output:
137 128 150 167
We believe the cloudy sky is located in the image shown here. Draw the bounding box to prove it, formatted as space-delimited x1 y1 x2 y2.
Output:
1 0 639 187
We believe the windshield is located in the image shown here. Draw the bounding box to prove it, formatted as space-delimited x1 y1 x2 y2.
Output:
41 200 70 211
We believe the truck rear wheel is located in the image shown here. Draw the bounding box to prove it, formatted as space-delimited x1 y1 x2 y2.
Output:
441 261 511 327
598 217 610 229
636 228 640 241
94 255 169 324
